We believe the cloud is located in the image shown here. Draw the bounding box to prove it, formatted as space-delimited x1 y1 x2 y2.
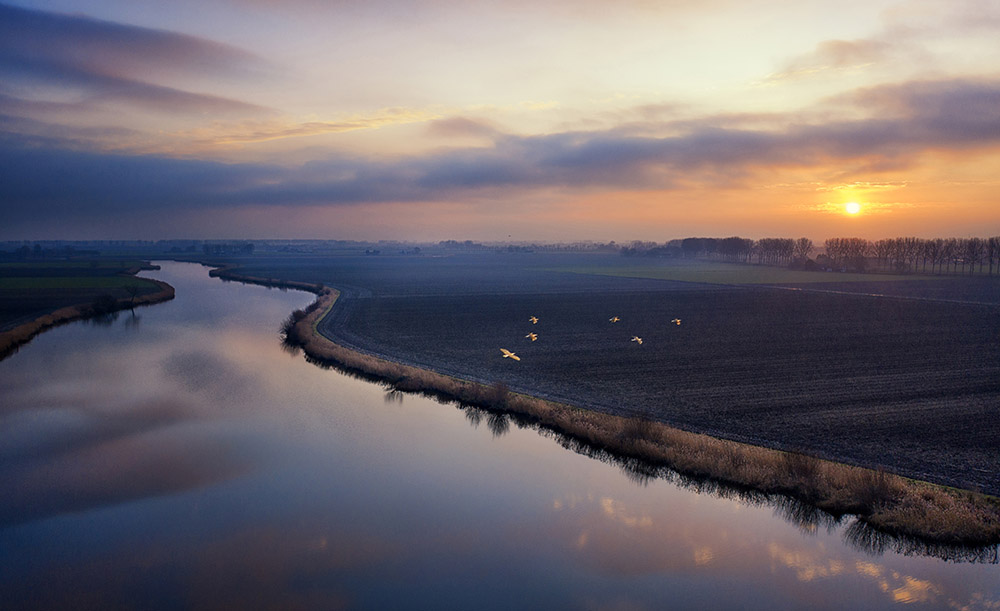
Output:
0 2 262 79
842 79 1000 145
202 108 443 145
0 2 269 118
765 39 892 82
763 0 1000 85
1 55 267 116
0 426 253 527
0 138 279 219
2 77 999 235
426 116 502 140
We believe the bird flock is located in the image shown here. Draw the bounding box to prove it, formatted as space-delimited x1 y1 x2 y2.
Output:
500 314 681 362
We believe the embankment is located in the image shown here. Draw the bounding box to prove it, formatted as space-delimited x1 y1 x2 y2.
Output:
0 278 175 361
215 267 1000 548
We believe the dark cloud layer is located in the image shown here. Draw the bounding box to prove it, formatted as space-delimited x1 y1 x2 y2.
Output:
0 2 267 118
2 77 999 235
0 2 260 78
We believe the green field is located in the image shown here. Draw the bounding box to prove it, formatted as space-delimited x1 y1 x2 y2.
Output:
541 261 916 285
0 259 162 331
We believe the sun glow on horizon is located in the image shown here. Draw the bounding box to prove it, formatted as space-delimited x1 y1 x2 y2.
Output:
845 202 862 215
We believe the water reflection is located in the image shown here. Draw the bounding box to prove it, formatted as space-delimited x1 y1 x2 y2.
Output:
845 521 1000 564
461 399 999 564
123 311 142 330
0 411 252 527
464 405 484 428
302 348 1000 565
485 410 510 438
87 310 120 326
772 495 843 536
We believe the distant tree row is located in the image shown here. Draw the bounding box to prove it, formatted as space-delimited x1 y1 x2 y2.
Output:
202 242 255 256
622 237 814 268
621 235 1000 276
826 236 1000 275
0 244 100 260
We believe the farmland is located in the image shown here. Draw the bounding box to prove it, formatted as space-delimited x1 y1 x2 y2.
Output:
543 260 916 284
0 260 164 332
0 259 174 360
221 252 1000 496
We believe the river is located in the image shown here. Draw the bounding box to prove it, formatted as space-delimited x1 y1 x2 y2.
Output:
0 261 997 609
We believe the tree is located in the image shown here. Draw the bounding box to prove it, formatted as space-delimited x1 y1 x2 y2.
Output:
940 238 959 273
964 237 986 275
825 237 871 272
124 284 140 311
792 237 814 261
921 239 942 274
872 239 894 272
987 237 1000 276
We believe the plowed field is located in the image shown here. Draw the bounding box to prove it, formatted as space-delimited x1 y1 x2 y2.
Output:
232 253 1000 495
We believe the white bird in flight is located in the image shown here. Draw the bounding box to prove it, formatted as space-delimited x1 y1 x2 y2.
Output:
525 333 538 341
609 316 620 323
500 348 521 361
529 316 539 324
631 336 643 344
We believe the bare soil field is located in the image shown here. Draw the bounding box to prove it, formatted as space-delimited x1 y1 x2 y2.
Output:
229 253 1000 496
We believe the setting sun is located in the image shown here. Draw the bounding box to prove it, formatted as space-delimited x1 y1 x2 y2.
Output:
845 202 862 215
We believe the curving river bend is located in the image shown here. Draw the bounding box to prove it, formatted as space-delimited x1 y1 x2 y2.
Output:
0 261 997 609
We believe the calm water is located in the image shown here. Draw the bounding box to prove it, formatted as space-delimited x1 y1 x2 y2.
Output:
0 261 997 610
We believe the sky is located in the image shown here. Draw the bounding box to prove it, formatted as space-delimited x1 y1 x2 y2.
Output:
1 0 999 242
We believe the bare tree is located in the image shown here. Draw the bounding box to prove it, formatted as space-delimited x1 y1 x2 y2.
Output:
921 239 942 274
872 239 894 272
988 237 1000 276
792 237 814 261
938 238 956 273
124 284 140 311
965 237 986 275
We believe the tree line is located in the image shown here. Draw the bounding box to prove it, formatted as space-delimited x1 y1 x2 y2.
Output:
621 235 1000 275
621 237 813 267
826 236 1000 275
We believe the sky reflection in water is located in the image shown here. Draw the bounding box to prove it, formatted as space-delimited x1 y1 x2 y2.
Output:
0 262 997 610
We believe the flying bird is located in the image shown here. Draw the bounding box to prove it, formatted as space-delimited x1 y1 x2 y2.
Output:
525 333 538 341
529 316 539 324
609 316 620 323
631 336 643 344
500 348 521 361
671 318 681 325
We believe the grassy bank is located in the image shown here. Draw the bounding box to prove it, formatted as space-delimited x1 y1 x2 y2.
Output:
0 277 174 361
214 266 1000 548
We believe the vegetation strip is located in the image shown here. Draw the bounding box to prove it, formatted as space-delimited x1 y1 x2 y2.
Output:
0 273 174 361
218 266 1000 547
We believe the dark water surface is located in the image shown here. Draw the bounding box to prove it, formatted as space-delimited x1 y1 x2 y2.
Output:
0 262 996 610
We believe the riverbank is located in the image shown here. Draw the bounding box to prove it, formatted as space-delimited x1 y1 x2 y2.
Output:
304 292 1000 546
0 275 174 361
211 265 1000 547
